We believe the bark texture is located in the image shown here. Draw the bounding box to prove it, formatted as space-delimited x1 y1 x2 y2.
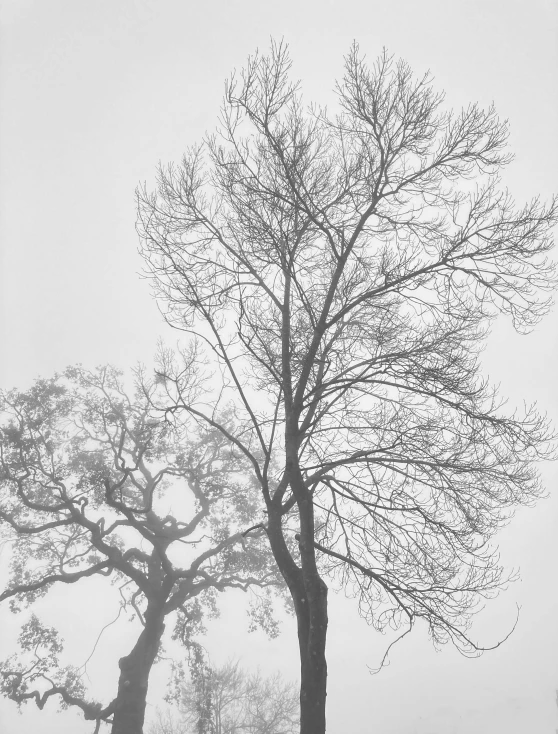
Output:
268 504 328 734
111 605 165 734
297 578 328 734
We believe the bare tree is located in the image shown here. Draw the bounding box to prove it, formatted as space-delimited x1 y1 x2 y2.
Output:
0 366 280 734
149 659 298 734
137 42 557 734
148 708 184 734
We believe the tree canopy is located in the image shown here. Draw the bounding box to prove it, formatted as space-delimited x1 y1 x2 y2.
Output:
0 365 280 733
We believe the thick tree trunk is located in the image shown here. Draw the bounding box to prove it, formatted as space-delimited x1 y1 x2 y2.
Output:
298 575 328 734
110 602 165 734
296 495 328 734
267 508 329 734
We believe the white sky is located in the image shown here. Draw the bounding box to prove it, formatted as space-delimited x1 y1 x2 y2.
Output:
1 1 557 732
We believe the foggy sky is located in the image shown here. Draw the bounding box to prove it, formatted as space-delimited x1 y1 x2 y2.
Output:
1 1 557 732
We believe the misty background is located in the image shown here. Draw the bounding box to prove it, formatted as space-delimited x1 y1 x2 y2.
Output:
0 1 557 732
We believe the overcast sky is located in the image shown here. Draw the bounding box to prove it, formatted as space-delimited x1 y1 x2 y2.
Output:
1 1 557 732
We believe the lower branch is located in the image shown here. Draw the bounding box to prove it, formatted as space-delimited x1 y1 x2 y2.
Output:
1 671 116 722
0 561 112 603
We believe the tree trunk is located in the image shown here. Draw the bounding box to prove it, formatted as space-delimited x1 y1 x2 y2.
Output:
297 495 328 734
110 602 165 734
267 508 329 734
298 575 328 734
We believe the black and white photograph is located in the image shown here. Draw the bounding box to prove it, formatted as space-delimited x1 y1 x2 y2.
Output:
0 1 557 732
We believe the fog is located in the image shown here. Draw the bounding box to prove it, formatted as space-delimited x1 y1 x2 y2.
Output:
1 1 557 731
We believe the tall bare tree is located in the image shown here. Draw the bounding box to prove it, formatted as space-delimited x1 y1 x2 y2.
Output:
0 366 279 734
137 42 557 734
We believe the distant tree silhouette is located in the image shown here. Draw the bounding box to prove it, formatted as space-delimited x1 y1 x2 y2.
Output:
0 366 280 733
149 658 298 734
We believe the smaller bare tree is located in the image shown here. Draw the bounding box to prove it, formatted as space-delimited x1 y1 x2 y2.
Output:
149 659 299 734
149 708 184 734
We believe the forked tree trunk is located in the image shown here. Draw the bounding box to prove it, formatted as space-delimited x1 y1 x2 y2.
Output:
111 602 165 734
